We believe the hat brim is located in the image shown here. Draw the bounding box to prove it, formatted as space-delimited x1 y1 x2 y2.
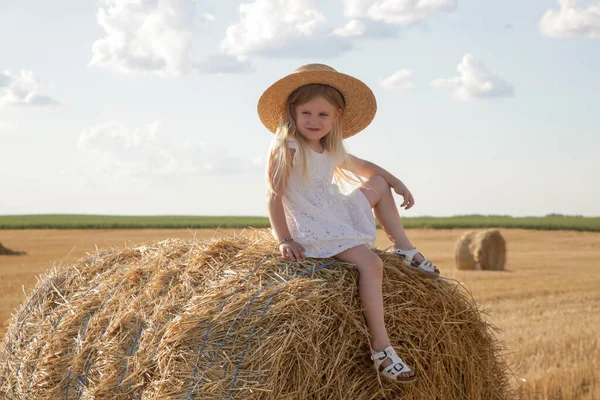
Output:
257 70 377 139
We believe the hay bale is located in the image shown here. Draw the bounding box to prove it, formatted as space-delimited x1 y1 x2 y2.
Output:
454 230 506 271
454 232 477 270
473 230 506 271
0 231 510 399
0 243 26 256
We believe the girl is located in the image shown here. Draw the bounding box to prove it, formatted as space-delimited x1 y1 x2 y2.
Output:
259 63 440 384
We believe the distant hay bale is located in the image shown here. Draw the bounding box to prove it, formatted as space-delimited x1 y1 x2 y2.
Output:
473 230 507 271
0 243 26 256
454 232 477 270
0 230 510 399
454 230 507 271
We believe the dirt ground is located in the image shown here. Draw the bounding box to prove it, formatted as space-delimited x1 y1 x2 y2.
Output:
0 228 598 399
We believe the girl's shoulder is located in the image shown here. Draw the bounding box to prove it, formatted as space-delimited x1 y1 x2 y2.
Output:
270 136 298 150
286 138 298 151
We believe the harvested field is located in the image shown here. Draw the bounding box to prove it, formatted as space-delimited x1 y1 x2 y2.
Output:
0 228 599 399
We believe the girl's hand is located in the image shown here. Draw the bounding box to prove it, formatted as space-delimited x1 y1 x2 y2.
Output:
392 181 415 210
279 241 306 261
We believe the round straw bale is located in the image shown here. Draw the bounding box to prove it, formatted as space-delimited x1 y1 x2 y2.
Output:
0 230 510 399
473 230 506 271
454 231 477 270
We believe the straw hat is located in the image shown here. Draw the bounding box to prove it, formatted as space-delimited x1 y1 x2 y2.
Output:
257 63 377 138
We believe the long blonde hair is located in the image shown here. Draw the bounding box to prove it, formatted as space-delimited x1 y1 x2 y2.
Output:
266 84 362 196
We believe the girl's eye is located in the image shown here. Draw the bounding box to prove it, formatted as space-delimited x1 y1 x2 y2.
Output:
302 111 310 115
320 113 328 117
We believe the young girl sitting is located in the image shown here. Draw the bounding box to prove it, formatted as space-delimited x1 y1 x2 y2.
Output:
259 63 440 384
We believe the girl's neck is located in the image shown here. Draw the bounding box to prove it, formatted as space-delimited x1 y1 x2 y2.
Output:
305 139 325 154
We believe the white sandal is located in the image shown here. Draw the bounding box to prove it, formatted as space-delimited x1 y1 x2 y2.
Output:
391 248 440 279
370 346 417 384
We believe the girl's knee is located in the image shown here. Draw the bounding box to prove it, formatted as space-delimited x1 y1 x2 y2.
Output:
368 175 389 190
358 253 383 278
364 175 390 199
337 246 383 276
360 175 390 207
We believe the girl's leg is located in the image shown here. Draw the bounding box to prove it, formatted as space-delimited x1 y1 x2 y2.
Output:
359 175 424 262
336 244 414 379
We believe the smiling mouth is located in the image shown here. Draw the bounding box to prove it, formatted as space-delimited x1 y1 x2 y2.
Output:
307 128 320 131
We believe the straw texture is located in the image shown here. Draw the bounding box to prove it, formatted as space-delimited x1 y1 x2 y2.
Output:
1 230 511 399
257 64 377 138
454 230 507 271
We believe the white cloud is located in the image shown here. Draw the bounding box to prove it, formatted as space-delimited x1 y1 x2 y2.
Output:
380 69 414 89
0 72 10 87
89 0 195 76
430 54 513 100
332 19 367 37
221 0 351 58
343 0 458 25
77 120 259 178
0 70 59 107
343 0 372 19
540 0 600 38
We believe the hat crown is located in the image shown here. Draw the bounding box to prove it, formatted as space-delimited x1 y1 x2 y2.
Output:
293 64 337 74
258 63 376 138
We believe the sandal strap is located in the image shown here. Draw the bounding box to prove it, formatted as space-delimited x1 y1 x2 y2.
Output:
371 347 411 368
416 259 437 273
371 346 413 377
392 248 418 260
384 361 409 375
370 349 388 361
398 249 440 275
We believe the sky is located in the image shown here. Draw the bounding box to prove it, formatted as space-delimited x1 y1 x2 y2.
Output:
0 0 599 217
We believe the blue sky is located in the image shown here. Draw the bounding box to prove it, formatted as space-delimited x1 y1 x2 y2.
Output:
0 0 598 217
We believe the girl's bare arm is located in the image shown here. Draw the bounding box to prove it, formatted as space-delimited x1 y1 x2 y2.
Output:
266 192 291 242
340 154 401 187
266 191 306 260
340 154 416 209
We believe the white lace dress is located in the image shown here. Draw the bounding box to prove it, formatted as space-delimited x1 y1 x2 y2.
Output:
279 140 376 258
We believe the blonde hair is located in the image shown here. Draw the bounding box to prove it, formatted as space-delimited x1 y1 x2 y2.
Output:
266 84 362 196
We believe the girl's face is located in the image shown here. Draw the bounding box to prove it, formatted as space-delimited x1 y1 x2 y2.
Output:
294 96 341 145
